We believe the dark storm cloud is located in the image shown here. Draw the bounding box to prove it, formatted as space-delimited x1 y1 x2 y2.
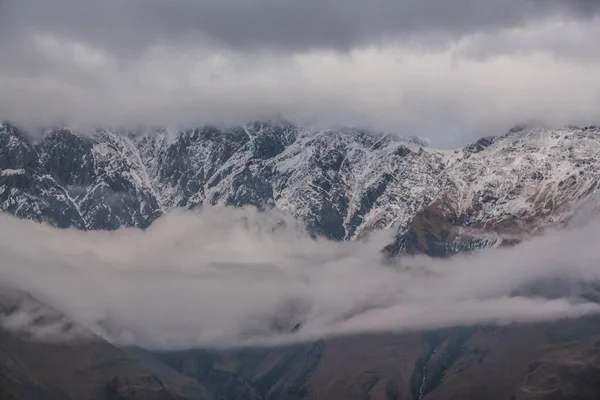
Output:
0 0 598 56
564 0 600 14
1 0 599 144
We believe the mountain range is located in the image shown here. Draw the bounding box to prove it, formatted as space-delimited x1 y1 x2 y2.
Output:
2 120 600 399
2 121 600 255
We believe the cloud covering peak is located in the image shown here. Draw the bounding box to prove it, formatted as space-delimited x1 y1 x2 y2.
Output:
1 0 599 145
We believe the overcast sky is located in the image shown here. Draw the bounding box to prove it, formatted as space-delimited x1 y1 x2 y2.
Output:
1 0 600 145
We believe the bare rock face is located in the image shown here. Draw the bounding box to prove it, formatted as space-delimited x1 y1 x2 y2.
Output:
0 291 208 400
105 374 176 400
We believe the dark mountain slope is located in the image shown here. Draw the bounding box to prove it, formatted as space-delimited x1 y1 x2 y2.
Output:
0 291 209 400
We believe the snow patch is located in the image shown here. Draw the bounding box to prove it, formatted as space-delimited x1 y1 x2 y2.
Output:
0 169 25 177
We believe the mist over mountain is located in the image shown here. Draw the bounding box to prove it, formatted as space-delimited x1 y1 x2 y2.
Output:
3 0 600 398
2 119 600 399
2 207 600 350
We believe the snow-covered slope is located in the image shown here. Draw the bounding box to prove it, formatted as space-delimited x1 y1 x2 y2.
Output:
444 126 600 224
391 125 600 255
1 121 600 253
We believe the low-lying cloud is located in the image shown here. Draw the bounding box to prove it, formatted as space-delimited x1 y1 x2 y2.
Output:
1 207 600 350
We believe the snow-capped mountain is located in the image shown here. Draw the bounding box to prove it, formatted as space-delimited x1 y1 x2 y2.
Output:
2 120 600 255
0 120 443 239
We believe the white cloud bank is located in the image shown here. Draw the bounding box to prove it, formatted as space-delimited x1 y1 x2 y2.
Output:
1 207 600 349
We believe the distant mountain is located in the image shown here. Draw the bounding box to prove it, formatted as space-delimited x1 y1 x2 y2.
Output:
2 121 600 254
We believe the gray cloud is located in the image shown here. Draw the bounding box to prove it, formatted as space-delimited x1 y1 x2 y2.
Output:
564 0 600 14
1 0 600 145
458 16 600 62
1 0 598 55
1 208 600 349
4 39 600 147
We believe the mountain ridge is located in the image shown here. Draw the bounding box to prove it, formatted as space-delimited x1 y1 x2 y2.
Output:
2 120 600 255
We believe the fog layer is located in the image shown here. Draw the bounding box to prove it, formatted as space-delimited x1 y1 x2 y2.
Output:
1 208 599 349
